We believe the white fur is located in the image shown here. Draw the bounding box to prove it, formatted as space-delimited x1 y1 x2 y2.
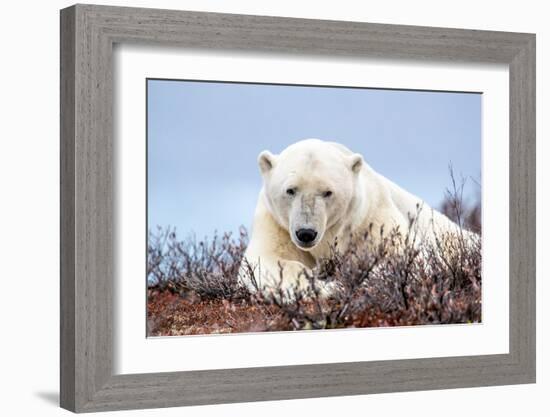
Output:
240 139 473 295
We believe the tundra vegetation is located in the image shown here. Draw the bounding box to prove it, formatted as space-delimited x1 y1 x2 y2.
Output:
147 174 482 336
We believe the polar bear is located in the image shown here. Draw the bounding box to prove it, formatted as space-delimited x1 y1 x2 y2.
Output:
240 138 473 295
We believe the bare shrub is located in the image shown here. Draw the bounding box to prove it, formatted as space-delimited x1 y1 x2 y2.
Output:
147 175 482 336
147 227 251 300
148 226 481 335
258 222 481 332
440 166 481 234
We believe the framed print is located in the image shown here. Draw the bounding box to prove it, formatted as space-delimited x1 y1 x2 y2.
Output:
60 4 536 412
145 78 483 337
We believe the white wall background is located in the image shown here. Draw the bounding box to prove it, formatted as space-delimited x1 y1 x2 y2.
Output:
0 1 545 415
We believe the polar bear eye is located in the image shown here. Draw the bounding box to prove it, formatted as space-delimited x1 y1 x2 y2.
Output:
286 188 296 196
323 190 333 198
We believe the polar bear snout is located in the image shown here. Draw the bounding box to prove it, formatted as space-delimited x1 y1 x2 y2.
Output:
287 194 327 250
295 228 318 245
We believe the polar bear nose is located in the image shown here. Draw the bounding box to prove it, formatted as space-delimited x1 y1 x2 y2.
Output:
296 228 318 244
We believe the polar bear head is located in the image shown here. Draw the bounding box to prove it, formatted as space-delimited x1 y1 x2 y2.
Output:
258 139 363 251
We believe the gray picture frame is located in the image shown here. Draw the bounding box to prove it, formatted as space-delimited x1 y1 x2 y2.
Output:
60 4 536 413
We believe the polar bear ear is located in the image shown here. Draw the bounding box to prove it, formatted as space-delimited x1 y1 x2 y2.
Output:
258 150 277 175
349 153 363 174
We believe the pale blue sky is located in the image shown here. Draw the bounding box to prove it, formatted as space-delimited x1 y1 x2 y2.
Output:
147 79 481 240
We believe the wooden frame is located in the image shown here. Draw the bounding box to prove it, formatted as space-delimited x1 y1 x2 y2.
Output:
60 4 536 412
